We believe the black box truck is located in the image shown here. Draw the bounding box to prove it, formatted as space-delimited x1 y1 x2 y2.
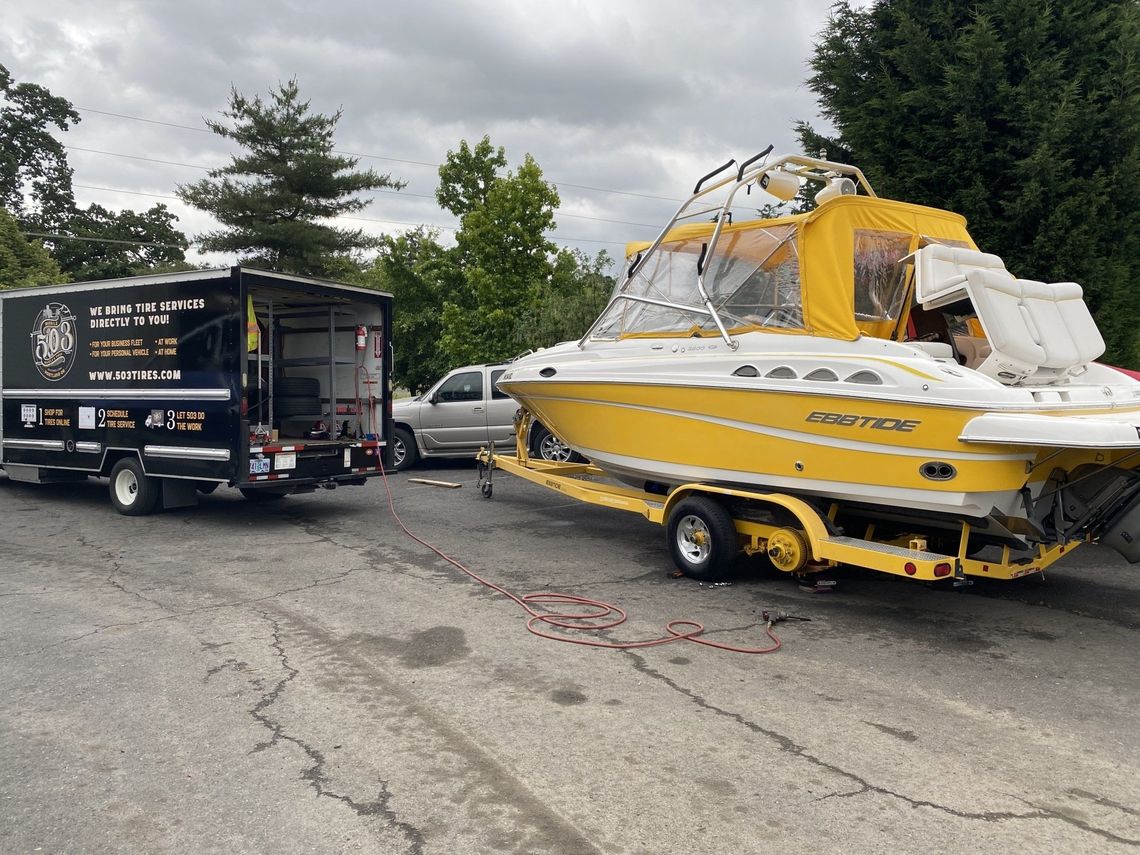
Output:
0 266 393 514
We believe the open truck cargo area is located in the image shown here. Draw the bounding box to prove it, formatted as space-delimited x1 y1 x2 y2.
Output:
0 266 393 514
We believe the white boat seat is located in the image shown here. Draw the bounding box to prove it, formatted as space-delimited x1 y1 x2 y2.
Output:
1019 279 1081 377
915 244 1011 309
1016 280 1105 382
965 270 1045 383
1053 281 1105 364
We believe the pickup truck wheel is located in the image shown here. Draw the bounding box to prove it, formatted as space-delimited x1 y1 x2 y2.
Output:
531 423 580 462
392 427 418 471
109 458 161 516
667 496 737 581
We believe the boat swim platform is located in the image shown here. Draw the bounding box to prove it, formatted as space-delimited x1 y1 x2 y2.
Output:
476 449 1077 583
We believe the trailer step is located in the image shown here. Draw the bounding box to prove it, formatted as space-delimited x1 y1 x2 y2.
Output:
822 535 946 562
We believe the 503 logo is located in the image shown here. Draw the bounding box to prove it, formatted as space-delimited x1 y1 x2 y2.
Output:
30 302 78 381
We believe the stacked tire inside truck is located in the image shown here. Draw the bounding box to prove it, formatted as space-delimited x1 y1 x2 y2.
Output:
272 376 321 419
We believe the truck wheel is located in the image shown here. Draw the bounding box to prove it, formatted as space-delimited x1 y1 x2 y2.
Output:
530 423 581 462
109 458 161 516
667 495 737 581
239 487 288 501
392 427 418 471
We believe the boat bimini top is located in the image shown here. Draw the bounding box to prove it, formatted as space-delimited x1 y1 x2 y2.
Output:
582 151 1105 387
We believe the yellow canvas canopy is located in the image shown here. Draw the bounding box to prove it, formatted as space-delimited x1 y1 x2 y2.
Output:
618 196 976 342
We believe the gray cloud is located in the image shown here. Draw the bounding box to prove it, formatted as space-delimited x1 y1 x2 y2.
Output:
4 0 842 264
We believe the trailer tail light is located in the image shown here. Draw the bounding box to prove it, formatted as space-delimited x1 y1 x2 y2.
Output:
933 562 952 577
904 562 917 575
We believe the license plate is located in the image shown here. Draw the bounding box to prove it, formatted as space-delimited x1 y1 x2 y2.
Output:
249 458 270 474
275 452 297 471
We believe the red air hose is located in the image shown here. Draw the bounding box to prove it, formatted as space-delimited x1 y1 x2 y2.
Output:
376 462 783 655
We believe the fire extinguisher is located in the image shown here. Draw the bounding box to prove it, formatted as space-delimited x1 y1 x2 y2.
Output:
355 325 367 351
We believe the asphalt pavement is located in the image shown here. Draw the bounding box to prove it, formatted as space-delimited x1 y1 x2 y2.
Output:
2 462 1138 854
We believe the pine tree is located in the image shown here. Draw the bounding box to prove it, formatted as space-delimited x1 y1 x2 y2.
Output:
800 0 1140 364
178 79 403 277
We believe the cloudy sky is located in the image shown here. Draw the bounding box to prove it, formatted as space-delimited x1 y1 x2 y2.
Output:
5 0 847 268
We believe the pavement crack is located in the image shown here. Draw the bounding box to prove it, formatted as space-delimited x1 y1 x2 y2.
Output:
14 572 365 658
623 652 1140 846
246 612 425 853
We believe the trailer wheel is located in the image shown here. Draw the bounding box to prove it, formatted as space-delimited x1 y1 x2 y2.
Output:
667 495 737 581
109 458 161 516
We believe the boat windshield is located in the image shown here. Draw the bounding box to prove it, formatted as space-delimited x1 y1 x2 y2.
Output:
591 224 802 339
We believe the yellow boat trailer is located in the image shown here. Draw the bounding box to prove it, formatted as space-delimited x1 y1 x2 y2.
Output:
476 424 1080 584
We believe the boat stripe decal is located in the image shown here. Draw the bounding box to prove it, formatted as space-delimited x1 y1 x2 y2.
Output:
526 394 1028 462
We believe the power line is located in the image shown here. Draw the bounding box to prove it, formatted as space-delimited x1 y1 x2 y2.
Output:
23 231 190 250
75 105 687 202
73 181 658 229
66 185 629 247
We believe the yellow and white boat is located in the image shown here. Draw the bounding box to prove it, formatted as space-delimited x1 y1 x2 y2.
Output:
498 153 1140 563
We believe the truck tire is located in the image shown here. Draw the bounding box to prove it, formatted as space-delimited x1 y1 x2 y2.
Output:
274 395 321 417
109 458 161 516
392 426 418 471
530 422 582 462
274 376 320 397
666 495 737 581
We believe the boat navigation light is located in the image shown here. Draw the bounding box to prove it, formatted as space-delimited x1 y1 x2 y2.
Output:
758 169 800 202
814 176 857 206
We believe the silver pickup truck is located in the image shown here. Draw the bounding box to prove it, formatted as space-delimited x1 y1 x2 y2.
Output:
390 362 577 470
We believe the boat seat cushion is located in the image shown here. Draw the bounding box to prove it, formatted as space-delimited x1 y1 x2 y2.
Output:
1019 279 1081 369
1052 282 1105 364
965 270 1045 381
916 244 1010 309
953 335 991 369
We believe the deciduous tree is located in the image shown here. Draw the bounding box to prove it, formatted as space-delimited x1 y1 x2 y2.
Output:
0 207 64 289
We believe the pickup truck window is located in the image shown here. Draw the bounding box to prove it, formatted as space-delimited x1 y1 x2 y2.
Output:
490 368 511 400
437 371 483 402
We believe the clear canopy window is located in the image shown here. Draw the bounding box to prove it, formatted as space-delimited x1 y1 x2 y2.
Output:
853 229 912 323
592 224 803 339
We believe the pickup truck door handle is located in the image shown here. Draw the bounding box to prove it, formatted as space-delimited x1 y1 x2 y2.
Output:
472 406 484 413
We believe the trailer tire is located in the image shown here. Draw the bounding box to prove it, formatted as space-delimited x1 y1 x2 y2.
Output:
392 426 418 471
667 495 737 581
274 376 320 397
109 458 161 516
239 487 288 502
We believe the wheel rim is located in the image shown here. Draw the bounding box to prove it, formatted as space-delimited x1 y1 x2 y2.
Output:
539 433 572 462
392 437 406 468
676 514 712 565
114 469 138 506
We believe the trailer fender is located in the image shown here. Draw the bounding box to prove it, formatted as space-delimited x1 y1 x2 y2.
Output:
662 485 830 561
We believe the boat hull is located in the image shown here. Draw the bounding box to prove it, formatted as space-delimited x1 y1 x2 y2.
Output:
498 375 1140 520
